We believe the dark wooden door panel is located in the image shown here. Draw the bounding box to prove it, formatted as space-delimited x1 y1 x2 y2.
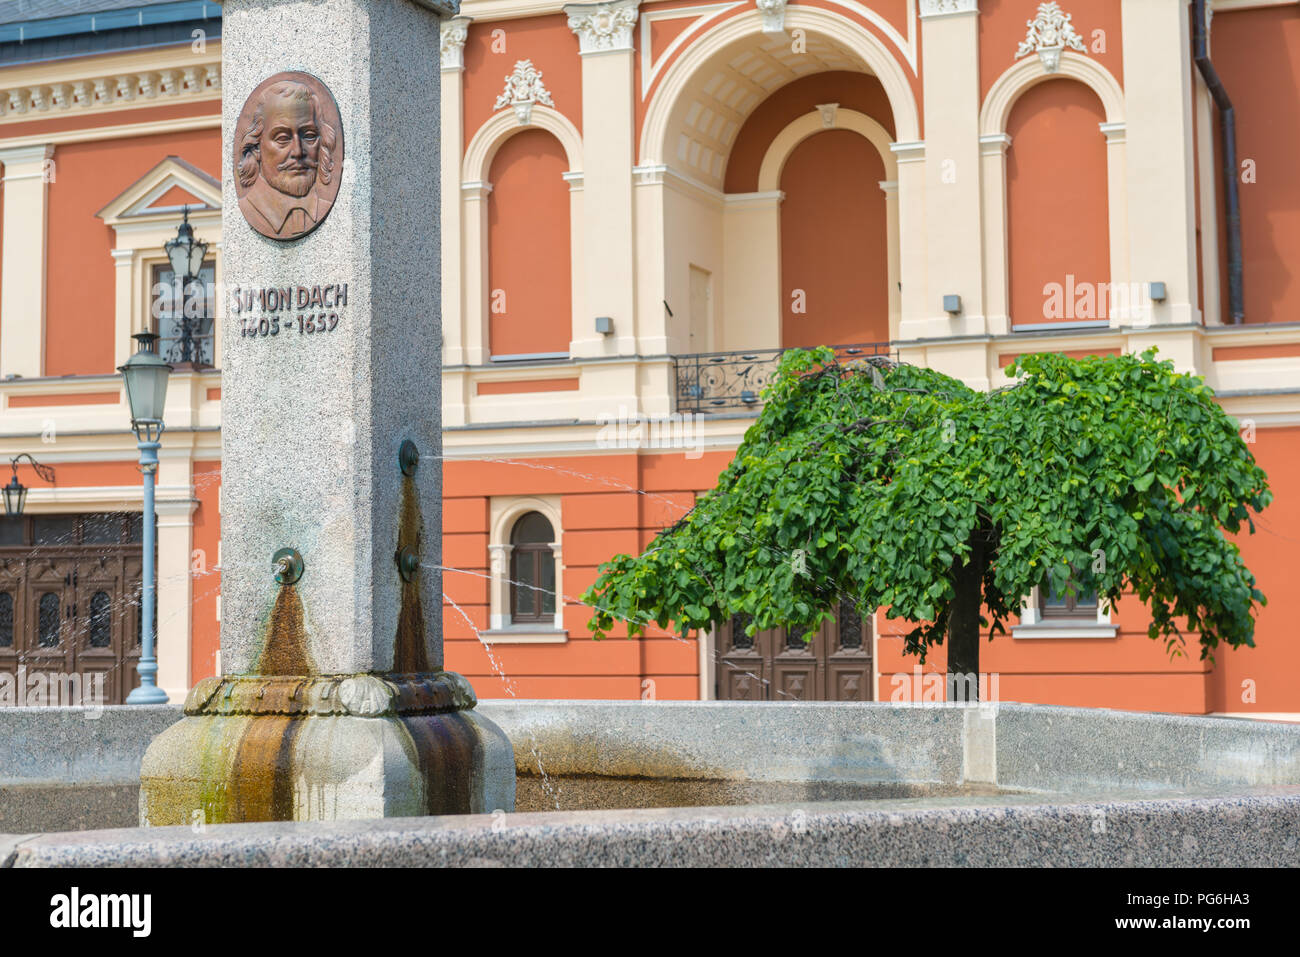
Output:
717 603 874 702
0 526 143 706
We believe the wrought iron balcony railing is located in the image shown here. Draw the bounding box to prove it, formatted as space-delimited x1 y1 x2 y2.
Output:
158 330 215 368
674 341 895 413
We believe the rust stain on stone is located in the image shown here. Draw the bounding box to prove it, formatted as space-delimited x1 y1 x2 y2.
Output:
258 584 315 676
227 714 301 822
394 474 430 673
206 582 314 823
399 712 478 814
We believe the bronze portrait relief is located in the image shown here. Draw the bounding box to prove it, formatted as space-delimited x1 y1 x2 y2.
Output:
234 72 344 241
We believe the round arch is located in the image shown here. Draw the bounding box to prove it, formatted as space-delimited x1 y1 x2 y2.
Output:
462 105 583 184
489 496 562 549
980 51 1123 137
757 108 898 192
978 52 1128 333
639 7 920 168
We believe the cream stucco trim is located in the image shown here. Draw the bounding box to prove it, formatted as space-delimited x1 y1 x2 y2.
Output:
0 51 221 127
1013 586 1116 639
639 7 922 167
756 108 898 190
1121 0 1199 327
639 2 745 98
488 495 565 633
97 158 222 372
442 58 467 367
1194 80 1222 327
0 114 219 152
821 0 919 73
755 108 901 341
979 51 1127 331
155 494 198 702
0 143 53 378
980 52 1125 137
572 44 637 359
722 190 782 350
697 626 715 700
460 106 584 365
462 104 583 186
914 9 984 339
479 628 569 644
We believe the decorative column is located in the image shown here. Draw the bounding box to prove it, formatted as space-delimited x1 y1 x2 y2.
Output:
1100 121 1130 325
110 248 138 369
979 133 1010 334
722 191 783 351
154 494 197 703
461 180 492 367
910 0 984 338
550 540 564 630
1121 0 1199 326
441 15 471 367
139 0 514 826
488 542 512 629
879 178 901 340
565 0 639 357
0 144 54 378
892 140 928 330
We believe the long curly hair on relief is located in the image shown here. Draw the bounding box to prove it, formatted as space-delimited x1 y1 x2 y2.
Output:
238 82 337 189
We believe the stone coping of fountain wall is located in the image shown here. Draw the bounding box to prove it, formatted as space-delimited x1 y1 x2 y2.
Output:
2 701 1299 792
4 792 1299 867
3 701 1299 865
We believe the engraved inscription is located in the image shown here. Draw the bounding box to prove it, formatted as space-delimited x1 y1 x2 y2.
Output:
232 283 349 340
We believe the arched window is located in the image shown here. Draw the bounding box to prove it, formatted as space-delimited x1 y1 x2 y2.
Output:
510 511 555 624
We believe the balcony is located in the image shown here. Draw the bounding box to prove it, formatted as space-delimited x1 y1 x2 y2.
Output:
673 342 895 413
158 330 217 371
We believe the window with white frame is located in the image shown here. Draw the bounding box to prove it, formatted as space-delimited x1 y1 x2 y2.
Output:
485 496 566 643
509 511 556 624
1013 569 1117 639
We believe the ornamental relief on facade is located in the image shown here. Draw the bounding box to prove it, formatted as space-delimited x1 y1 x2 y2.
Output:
565 0 640 54
756 0 788 34
1015 1 1086 74
0 64 220 119
440 16 472 70
494 60 556 126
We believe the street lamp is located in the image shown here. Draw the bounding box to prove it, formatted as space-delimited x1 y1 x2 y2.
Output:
118 331 172 705
162 206 210 366
3 454 55 518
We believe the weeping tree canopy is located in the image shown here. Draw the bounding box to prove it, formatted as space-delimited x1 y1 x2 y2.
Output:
584 347 1272 668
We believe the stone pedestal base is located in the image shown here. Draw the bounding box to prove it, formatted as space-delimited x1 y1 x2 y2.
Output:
139 672 514 826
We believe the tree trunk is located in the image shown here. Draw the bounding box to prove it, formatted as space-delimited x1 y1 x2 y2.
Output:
947 530 986 702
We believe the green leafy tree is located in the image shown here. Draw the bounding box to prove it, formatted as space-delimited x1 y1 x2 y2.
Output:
584 348 1271 699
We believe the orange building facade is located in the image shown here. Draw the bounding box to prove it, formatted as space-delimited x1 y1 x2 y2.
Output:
1 0 1299 717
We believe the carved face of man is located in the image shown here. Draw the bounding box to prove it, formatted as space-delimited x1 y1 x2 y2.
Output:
259 91 321 198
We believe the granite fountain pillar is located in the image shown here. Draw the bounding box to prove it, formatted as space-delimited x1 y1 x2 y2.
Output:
139 0 515 824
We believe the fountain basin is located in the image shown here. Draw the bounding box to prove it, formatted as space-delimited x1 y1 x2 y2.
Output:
2 701 1298 865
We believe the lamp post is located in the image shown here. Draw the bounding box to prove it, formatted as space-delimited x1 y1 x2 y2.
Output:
3 454 56 518
163 206 210 366
118 331 172 704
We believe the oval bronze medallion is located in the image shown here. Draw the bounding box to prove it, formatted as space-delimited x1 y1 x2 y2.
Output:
233 72 344 241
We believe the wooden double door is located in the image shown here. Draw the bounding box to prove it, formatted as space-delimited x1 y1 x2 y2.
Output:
0 513 146 706
716 599 874 701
